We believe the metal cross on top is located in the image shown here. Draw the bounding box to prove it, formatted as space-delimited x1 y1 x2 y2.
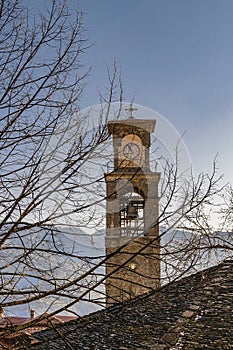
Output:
125 103 138 119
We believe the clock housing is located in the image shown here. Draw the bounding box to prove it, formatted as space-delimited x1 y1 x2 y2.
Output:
119 134 144 168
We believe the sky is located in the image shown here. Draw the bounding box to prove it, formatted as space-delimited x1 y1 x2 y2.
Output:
75 0 233 187
4 1 233 317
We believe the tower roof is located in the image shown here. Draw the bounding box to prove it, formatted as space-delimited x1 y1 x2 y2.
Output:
107 118 156 135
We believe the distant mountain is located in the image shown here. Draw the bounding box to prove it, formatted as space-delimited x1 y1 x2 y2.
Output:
1 225 232 318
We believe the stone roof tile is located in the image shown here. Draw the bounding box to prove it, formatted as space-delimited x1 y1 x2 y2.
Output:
20 258 233 349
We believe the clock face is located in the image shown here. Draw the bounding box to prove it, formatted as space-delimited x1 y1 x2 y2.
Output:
123 142 140 160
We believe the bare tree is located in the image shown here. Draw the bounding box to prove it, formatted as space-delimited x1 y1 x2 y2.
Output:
0 0 232 346
158 159 232 283
218 186 233 232
0 0 122 321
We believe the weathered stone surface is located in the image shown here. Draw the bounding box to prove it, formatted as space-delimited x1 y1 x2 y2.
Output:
105 117 161 305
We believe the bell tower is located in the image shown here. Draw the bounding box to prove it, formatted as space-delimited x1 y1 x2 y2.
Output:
105 105 161 305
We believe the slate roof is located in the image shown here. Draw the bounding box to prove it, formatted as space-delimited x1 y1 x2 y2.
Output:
22 259 232 349
0 314 77 349
0 317 29 328
0 315 76 329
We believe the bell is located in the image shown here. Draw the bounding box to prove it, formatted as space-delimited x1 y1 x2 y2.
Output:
126 204 138 220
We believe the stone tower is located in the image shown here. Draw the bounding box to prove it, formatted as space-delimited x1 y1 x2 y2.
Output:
105 108 160 305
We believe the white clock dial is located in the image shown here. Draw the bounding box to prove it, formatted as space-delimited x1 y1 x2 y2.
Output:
123 143 140 160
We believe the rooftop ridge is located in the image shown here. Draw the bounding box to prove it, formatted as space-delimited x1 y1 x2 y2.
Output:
25 257 232 349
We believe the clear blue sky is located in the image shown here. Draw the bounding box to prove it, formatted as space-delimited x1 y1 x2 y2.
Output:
77 0 233 185
25 0 233 185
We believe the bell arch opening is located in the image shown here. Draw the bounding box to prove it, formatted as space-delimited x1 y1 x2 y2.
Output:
120 192 145 237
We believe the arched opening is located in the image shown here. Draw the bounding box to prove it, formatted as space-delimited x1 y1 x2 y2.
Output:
120 192 145 237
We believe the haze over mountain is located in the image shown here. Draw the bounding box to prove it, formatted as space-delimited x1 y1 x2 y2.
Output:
2 225 232 318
